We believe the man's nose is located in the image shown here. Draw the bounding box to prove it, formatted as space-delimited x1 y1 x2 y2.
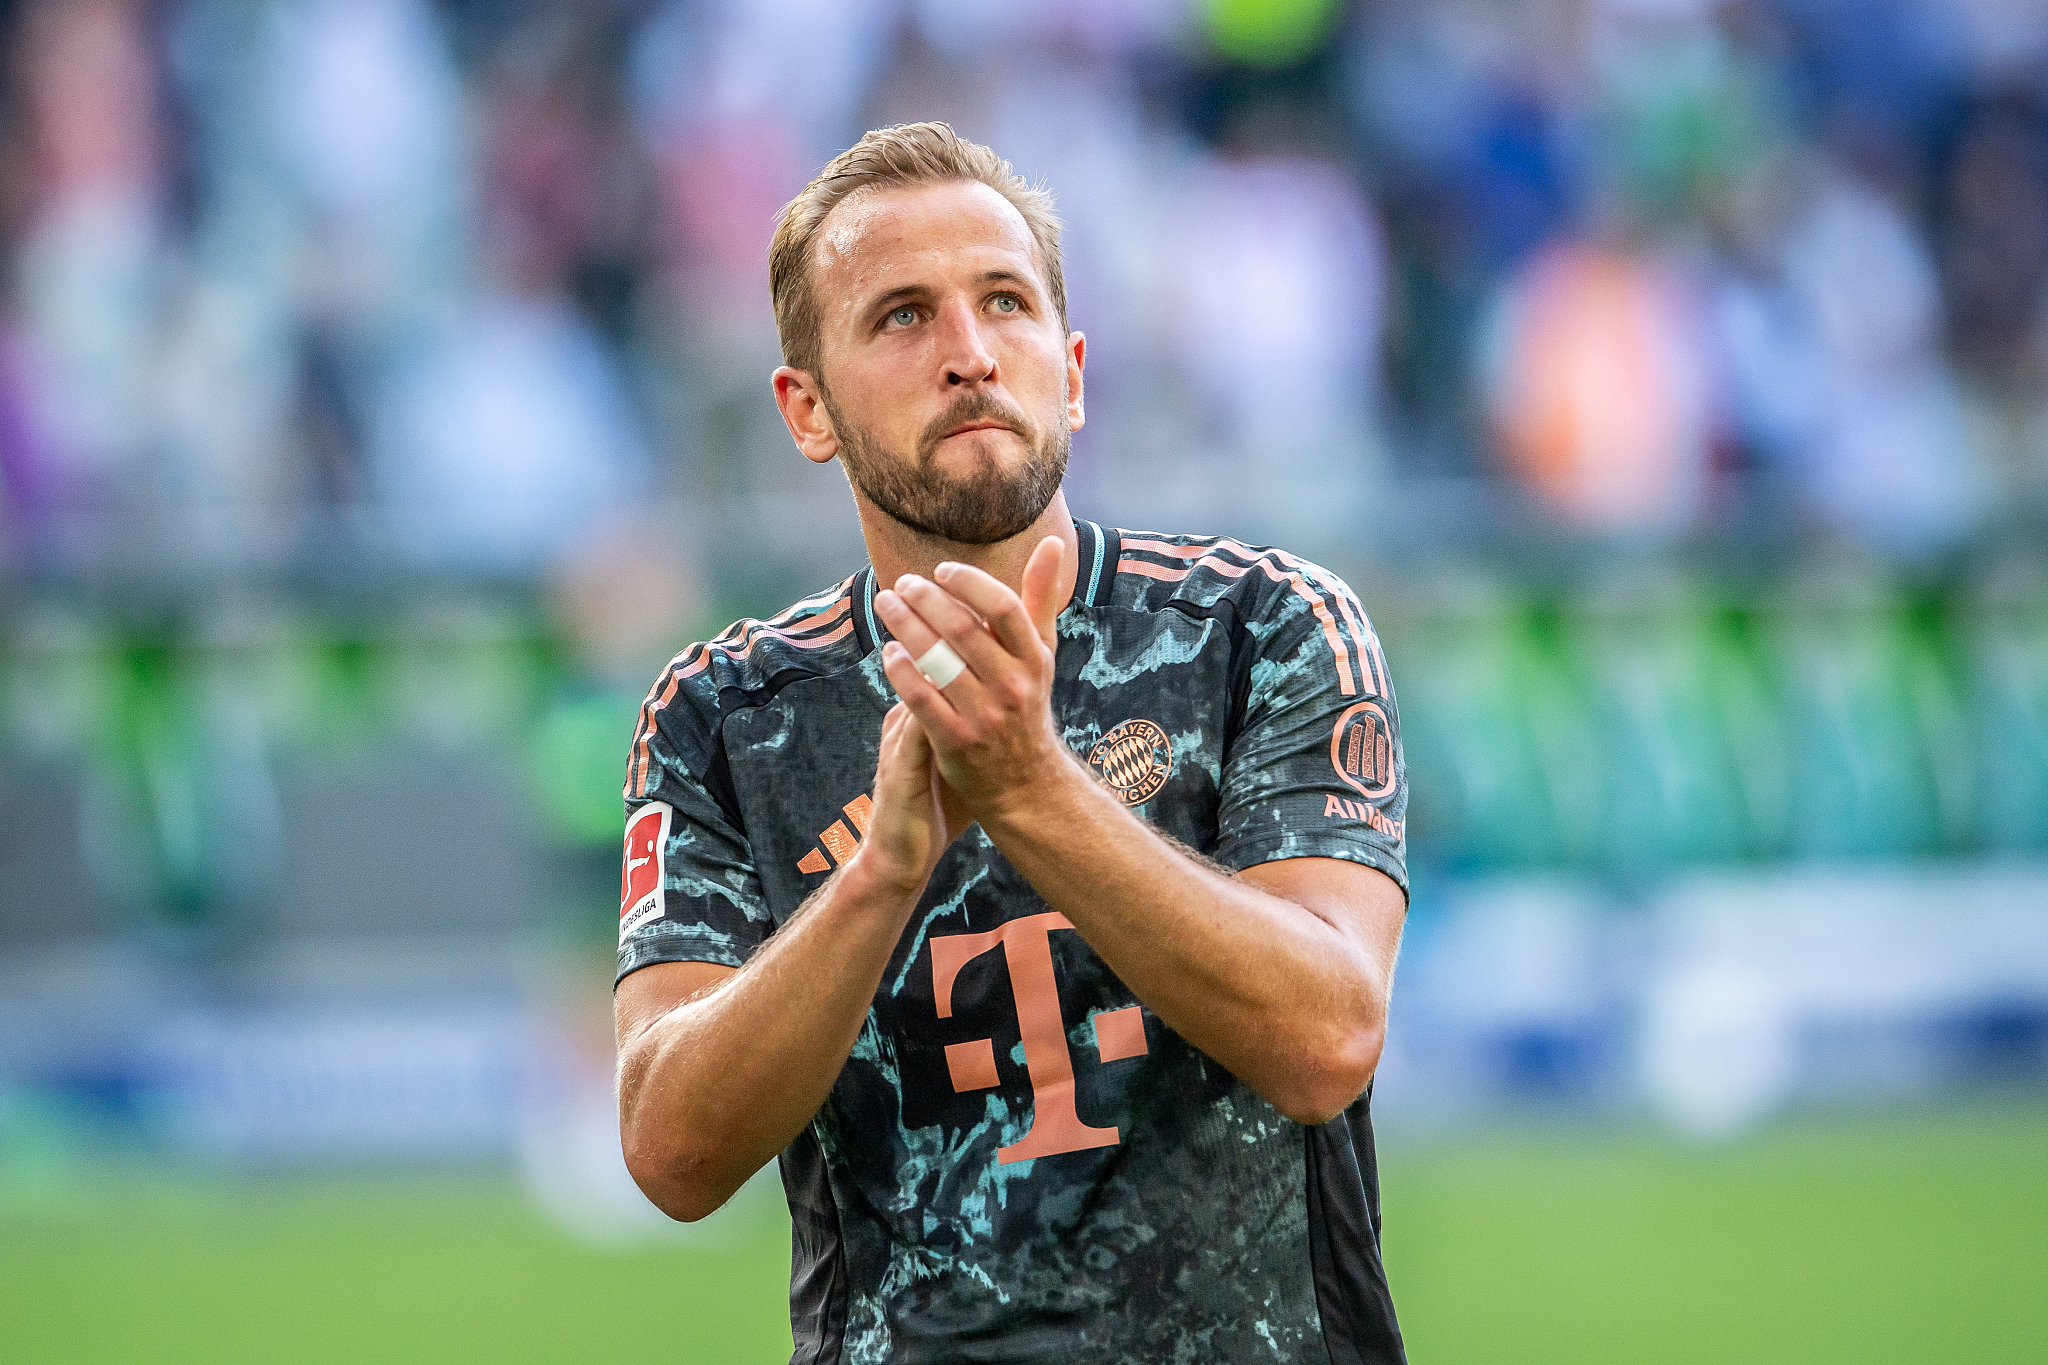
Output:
936 299 997 386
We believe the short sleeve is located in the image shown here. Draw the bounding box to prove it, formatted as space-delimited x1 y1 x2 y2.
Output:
1212 566 1408 895
616 684 772 986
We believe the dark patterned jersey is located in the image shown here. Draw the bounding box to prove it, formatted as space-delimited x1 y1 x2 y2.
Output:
619 520 1409 1365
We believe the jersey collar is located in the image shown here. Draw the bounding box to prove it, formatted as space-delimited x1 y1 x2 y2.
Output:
853 518 1117 656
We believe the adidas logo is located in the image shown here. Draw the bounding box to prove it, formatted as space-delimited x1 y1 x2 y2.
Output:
796 793 875 874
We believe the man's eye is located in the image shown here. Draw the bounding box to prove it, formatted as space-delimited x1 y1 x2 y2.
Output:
889 307 917 327
992 295 1019 313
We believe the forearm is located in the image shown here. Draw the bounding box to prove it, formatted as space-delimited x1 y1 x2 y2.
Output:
979 760 1389 1122
618 857 918 1219
873 549 1395 1122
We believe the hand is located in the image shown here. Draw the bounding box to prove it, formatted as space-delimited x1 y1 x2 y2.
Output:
854 702 975 896
873 535 1073 821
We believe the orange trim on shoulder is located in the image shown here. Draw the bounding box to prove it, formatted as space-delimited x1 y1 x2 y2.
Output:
1117 557 1194 582
1267 548 1382 694
1119 536 1209 558
749 575 857 633
626 660 692 799
625 582 857 799
679 614 855 680
1116 545 1357 696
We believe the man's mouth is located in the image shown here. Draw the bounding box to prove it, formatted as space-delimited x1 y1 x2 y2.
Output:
945 420 1013 438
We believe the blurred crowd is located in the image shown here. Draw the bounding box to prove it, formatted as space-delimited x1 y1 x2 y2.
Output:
0 0 2046 575
0 0 2046 927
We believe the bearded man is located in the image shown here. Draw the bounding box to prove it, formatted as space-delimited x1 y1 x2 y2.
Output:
615 122 1410 1364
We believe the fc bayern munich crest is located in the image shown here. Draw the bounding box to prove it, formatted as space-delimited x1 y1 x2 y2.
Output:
1086 719 1173 805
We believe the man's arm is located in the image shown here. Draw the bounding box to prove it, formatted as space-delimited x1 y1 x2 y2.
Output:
998 804 1403 1125
615 703 969 1220
875 538 1405 1125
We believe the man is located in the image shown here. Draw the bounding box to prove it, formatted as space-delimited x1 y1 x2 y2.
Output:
615 123 1409 1364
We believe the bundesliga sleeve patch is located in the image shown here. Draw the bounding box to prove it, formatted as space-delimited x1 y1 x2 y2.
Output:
619 802 672 942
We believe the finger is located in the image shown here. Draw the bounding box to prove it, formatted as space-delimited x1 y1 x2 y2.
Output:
882 699 923 753
920 734 974 852
880 700 939 767
1020 535 1066 649
872 587 943 658
874 587 994 716
931 561 1046 661
900 709 935 770
884 699 922 750
874 585 993 710
880 700 914 754
878 578 1010 689
879 639 973 746
873 703 919 790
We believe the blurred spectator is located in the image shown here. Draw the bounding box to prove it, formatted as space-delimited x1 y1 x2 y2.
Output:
1203 0 1343 69
6 0 166 546
265 0 463 325
1937 89 2048 378
1935 88 2048 515
480 16 650 339
628 0 884 500
904 0 1186 57
369 293 648 575
1159 148 1388 513
1772 0 1962 178
1695 142 1821 480
1592 0 1789 233
1481 242 1712 533
261 0 466 553
1349 6 1586 469
357 6 651 578
1779 163 1983 554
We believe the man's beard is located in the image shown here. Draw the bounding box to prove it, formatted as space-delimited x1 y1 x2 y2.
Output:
824 386 1070 546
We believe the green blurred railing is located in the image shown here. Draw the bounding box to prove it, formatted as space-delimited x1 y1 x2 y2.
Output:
4 548 2045 945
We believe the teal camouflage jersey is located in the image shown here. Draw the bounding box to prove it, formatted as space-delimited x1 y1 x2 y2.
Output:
618 520 1408 1365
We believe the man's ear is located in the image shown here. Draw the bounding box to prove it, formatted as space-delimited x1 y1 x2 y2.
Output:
1064 331 1086 432
773 366 840 465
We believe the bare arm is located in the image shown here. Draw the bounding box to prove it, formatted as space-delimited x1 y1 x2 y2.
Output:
991 784 1404 1123
875 538 1406 1124
614 704 969 1221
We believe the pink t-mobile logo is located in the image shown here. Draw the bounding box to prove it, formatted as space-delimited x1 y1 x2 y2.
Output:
931 911 1150 1164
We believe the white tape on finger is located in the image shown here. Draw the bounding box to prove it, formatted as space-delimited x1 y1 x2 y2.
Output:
915 639 966 689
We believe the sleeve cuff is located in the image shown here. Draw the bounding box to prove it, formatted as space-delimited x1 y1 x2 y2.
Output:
616 919 752 987
1216 837 1409 899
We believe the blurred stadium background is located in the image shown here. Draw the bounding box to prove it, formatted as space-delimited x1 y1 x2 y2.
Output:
1 0 2045 1360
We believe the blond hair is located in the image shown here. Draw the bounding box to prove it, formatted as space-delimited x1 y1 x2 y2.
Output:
769 122 1066 378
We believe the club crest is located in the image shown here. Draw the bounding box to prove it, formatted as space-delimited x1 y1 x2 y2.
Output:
1086 719 1173 805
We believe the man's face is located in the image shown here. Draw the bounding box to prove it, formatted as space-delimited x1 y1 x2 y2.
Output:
802 179 1084 545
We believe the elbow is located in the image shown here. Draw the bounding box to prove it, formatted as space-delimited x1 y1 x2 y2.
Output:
1270 1021 1386 1127
619 1115 735 1224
